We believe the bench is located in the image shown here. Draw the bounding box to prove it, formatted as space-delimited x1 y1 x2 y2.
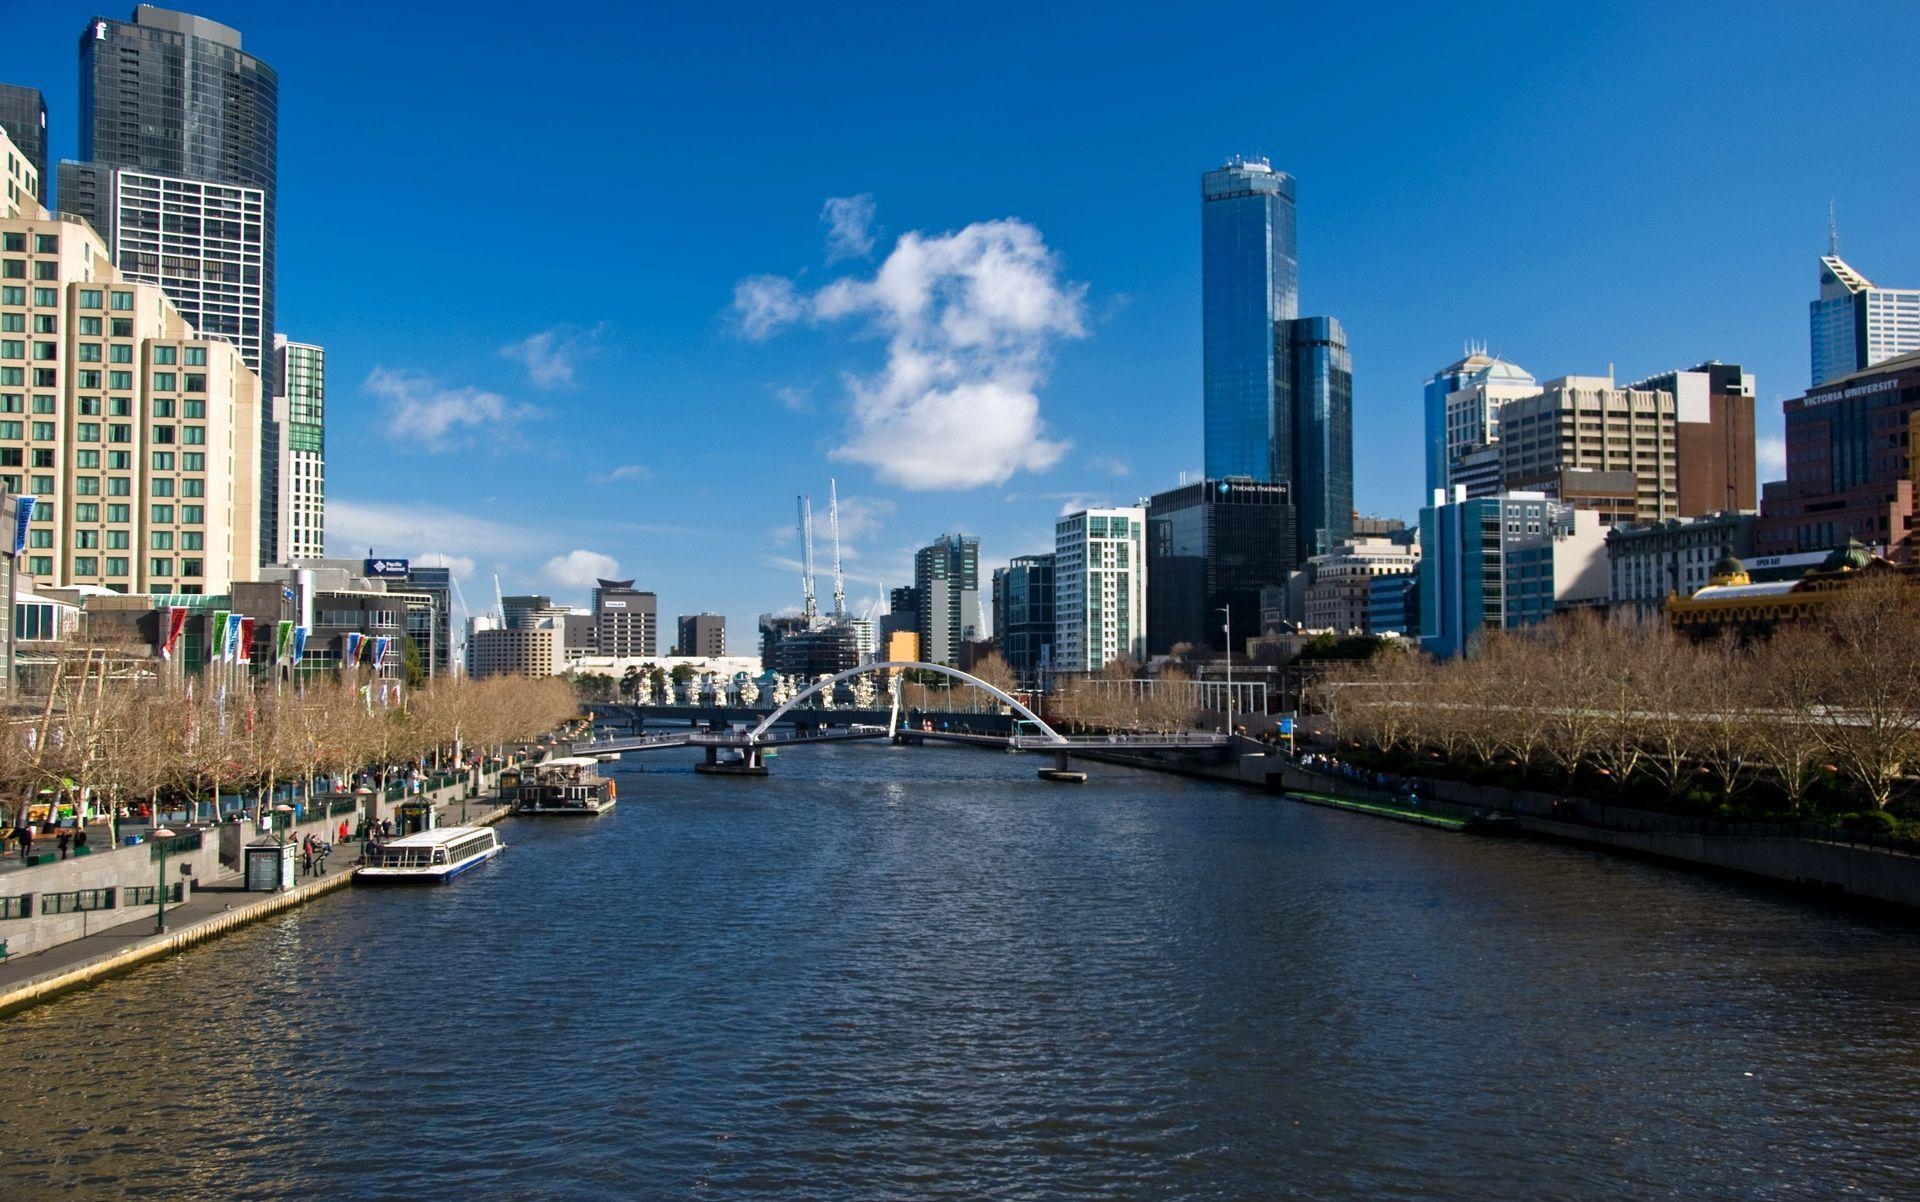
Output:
0 940 7 961
19 852 52 867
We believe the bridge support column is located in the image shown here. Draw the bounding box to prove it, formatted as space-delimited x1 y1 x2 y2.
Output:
694 744 769 777
1038 748 1087 783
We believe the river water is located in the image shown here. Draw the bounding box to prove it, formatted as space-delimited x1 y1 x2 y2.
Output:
3 745 1919 1199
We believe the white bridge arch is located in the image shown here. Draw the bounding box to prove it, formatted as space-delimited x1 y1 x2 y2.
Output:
752 661 1063 745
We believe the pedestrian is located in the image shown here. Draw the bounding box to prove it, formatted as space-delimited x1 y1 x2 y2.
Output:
381 817 393 838
19 824 33 861
338 818 349 845
74 828 87 852
301 837 315 875
56 829 72 860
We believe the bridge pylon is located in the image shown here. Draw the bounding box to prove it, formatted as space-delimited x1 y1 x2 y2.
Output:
693 744 768 776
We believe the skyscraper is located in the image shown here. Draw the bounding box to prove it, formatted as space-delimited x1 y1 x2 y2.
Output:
991 554 1055 686
911 534 982 666
65 5 281 566
0 85 47 204
1810 253 1920 386
1422 346 1538 497
1054 508 1147 673
1200 157 1354 558
1146 477 1295 654
274 335 325 561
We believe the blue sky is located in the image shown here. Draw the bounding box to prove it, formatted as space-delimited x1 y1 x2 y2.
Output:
8 1 1920 641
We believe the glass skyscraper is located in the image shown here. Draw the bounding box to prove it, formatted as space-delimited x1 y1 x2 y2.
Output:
1146 478 1296 655
1200 158 1353 559
1202 157 1297 481
65 5 280 566
1810 254 1920 386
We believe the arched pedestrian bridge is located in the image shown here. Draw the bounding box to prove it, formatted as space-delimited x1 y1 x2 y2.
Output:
567 660 1233 781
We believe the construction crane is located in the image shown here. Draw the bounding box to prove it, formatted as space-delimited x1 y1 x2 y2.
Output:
797 494 818 622
447 573 474 675
829 477 848 620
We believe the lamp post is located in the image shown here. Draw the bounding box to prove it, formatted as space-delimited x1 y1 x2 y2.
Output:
1220 604 1234 734
150 826 175 934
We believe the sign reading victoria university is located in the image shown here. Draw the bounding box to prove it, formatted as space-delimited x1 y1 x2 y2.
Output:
364 558 411 579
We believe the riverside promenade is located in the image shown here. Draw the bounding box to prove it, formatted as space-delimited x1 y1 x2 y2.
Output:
0 771 512 1018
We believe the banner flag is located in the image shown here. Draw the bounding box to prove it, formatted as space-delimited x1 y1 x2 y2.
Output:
372 636 392 667
224 614 244 663
291 626 308 665
275 620 294 663
9 495 35 557
343 632 363 666
159 606 188 660
208 610 230 662
238 617 257 664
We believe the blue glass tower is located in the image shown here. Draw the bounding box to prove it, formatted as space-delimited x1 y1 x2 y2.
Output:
1288 316 1353 557
1202 158 1297 481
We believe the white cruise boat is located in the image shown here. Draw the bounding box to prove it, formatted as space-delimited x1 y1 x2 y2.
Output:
355 826 503 884
502 757 618 816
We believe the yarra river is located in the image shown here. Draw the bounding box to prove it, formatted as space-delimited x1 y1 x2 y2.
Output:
5 747 1920 1199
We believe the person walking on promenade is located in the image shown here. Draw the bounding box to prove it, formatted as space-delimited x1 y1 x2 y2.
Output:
56 830 71 860
337 818 349 845
300 836 315 876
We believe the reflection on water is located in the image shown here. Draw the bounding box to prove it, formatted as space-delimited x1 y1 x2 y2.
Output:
3 745 1918 1200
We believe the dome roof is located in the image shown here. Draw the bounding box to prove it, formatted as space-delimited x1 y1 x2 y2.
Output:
1711 551 1746 579
1820 538 1873 572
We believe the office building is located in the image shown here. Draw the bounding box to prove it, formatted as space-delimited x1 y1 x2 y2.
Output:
1810 253 1920 386
1629 362 1756 515
65 5 281 565
1497 375 1679 524
1303 536 1421 635
1200 157 1354 558
1 195 262 593
677 613 726 657
911 533 982 666
991 553 1054 685
468 615 564 680
1367 572 1418 637
402 563 453 677
1756 349 1920 556
1418 490 1607 659
0 86 47 208
1145 477 1295 654
592 578 656 657
562 612 597 658
1423 347 1539 496
1054 506 1146 673
1 132 39 222
272 335 323 561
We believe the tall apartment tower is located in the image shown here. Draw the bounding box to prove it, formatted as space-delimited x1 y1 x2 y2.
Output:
1053 507 1147 673
1810 253 1920 386
272 335 324 560
0 86 48 204
1201 157 1353 557
63 5 280 565
911 533 982 666
0 176 263 593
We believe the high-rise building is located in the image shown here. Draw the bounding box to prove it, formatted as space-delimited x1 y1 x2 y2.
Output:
1756 349 1920 556
1053 507 1147 673
1498 375 1680 525
911 533 982 666
1628 362 1756 516
592 578 657 657
1422 347 1539 496
1810 254 1920 386
1200 157 1354 558
1 124 41 220
402 564 453 677
0 198 262 593
66 5 281 566
0 86 47 206
1418 490 1607 659
1145 477 1295 654
991 554 1054 686
677 613 726 657
273 335 324 561
1303 536 1422 635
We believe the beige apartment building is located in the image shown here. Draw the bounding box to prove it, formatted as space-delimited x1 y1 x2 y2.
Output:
2 127 38 220
1497 375 1678 524
0 148 261 595
1304 536 1421 634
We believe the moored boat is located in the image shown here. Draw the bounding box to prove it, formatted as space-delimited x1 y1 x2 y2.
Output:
355 826 503 884
504 757 618 816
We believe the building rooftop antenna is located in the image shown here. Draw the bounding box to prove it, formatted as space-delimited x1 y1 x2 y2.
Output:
797 494 818 622
1828 199 1839 256
829 478 847 620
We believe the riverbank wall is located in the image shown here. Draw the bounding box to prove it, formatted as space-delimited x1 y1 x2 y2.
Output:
0 774 514 1018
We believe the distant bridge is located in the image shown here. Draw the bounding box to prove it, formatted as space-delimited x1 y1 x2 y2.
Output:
569 661 1231 782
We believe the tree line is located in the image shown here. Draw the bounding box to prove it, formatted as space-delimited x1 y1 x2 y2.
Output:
1315 572 1920 815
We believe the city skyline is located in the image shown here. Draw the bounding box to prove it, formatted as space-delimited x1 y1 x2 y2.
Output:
7 2 1920 639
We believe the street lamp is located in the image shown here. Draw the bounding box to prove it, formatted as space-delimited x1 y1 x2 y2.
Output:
150 826 175 934
1220 604 1233 734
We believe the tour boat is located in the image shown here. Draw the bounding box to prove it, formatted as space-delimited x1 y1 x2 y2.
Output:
502 757 618 816
355 826 503 884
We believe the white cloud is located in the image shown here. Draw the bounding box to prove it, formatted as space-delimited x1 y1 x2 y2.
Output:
365 367 544 451
820 193 876 262
1090 454 1130 478
733 275 807 340
734 215 1086 490
415 551 478 579
771 384 815 413
500 323 607 389
1757 435 1787 477
328 498 544 562
543 549 622 590
832 494 894 542
593 464 653 484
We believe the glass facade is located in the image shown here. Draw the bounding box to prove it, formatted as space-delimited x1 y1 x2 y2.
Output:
990 554 1054 685
1810 255 1920 386
1202 158 1296 482
1146 478 1296 655
74 7 279 567
1288 316 1353 558
0 85 47 201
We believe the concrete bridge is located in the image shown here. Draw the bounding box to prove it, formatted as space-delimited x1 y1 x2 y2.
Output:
574 662 1232 782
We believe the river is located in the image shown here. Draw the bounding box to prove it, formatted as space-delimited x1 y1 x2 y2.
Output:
3 744 1918 1199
